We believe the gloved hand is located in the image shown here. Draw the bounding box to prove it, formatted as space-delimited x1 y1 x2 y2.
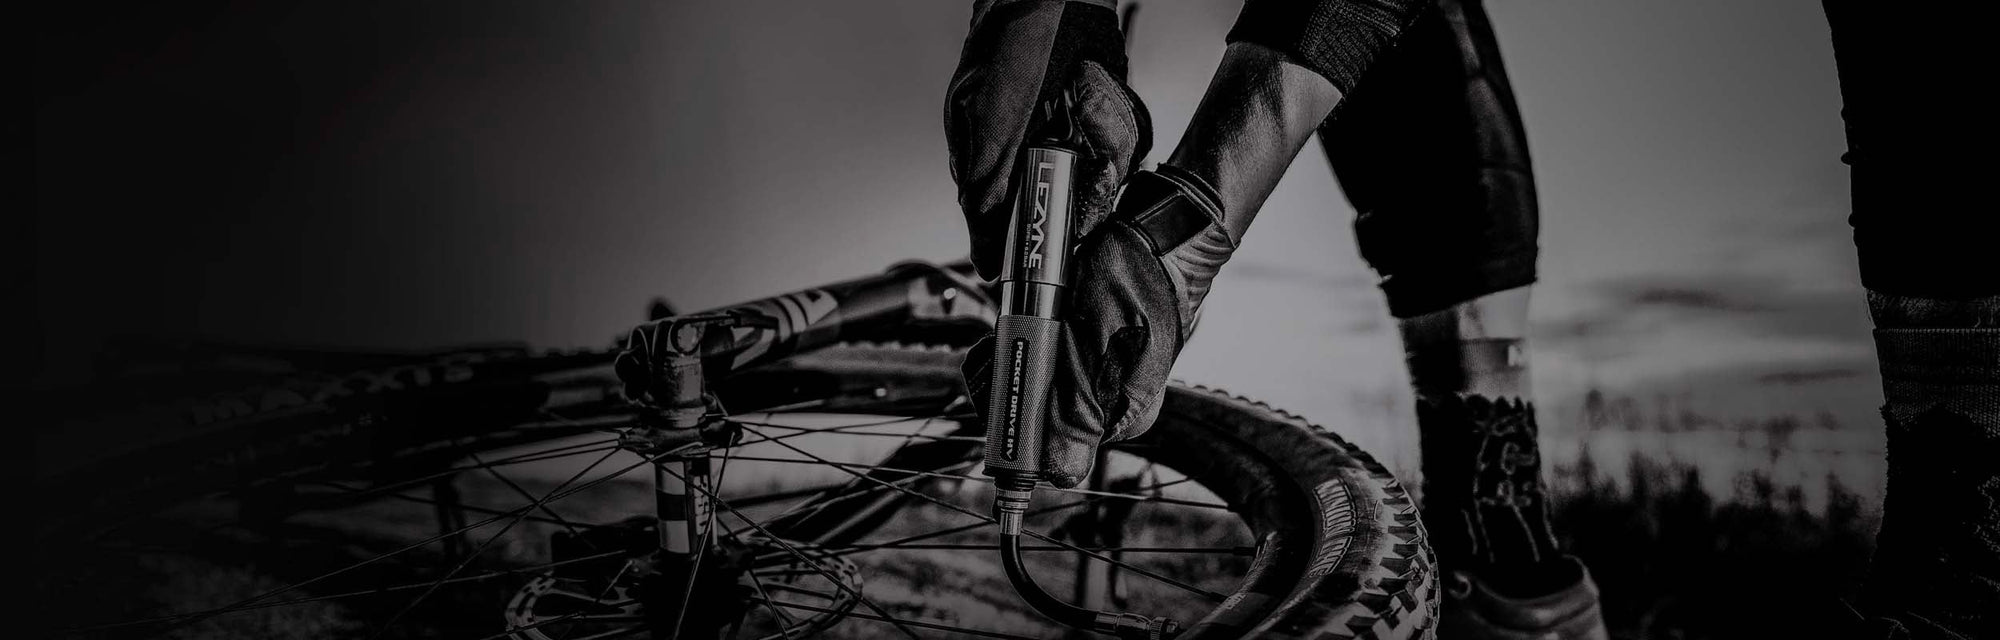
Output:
946 0 1150 280
965 166 1238 487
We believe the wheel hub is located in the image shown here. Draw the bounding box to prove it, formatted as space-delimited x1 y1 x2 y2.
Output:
504 518 863 640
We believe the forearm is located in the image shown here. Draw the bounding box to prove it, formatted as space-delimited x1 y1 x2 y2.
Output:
1165 42 1344 239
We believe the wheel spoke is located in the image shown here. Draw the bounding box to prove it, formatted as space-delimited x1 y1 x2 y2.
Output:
722 454 1212 509
539 408 635 434
731 413 941 433
729 457 984 538
80 437 623 554
476 438 624 466
291 551 628 608
727 414 957 448
745 398 829 413
55 550 630 633
313 439 622 506
368 448 625 637
465 446 588 539
729 414 979 446
570 625 651 640
729 422 1228 602
717 455 989 483
757 583 841 599
720 483 852 508
801 543 1254 555
1047 485 1231 510
654 458 922 640
741 564 801 634
556 559 636 640
474 611 646 640
147 449 660 635
748 599 1045 640
315 481 595 530
477 612 582 640
808 478 1197 561
760 429 982 444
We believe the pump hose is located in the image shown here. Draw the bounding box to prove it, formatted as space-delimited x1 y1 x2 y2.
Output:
992 475 1180 639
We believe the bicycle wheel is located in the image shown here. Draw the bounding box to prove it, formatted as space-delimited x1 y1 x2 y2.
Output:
34 343 1436 640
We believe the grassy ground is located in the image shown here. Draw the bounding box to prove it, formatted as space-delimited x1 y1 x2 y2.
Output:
44 469 1252 640
1550 446 1879 639
43 403 1889 639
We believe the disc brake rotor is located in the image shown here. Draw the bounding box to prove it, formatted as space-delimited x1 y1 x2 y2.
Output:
505 536 862 640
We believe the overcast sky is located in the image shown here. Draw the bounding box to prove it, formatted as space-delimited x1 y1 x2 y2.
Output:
34 1 1874 471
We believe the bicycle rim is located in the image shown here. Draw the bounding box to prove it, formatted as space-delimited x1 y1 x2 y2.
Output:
34 343 1435 639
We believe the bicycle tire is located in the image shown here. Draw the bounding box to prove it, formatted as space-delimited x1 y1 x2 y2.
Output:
1153 385 1440 639
723 343 1442 639
36 342 1437 639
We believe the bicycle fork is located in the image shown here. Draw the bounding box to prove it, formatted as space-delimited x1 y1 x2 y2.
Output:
982 99 1180 640
621 315 750 640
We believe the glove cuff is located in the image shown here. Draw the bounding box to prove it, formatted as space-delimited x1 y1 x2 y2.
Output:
1111 165 1233 257
1108 165 1239 342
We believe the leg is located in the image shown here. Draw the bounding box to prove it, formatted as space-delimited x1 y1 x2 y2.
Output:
1320 1 1606 637
1824 2 2000 638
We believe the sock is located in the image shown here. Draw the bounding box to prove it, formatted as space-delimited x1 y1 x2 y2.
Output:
1860 292 1999 640
1401 287 1566 595
1867 290 2000 329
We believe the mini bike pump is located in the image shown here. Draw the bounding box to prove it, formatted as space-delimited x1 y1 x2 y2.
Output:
982 93 1180 640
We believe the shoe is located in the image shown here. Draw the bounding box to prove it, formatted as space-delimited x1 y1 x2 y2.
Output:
1439 555 1608 640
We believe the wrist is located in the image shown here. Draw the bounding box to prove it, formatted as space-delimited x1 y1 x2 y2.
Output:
1165 42 1341 236
1111 167 1229 256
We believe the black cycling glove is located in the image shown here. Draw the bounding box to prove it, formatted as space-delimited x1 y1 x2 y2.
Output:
945 0 1150 280
965 166 1237 487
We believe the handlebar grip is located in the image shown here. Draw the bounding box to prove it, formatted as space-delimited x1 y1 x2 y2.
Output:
981 145 1080 479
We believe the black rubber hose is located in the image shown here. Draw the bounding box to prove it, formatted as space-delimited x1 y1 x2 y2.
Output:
991 475 1178 639
999 530 1101 629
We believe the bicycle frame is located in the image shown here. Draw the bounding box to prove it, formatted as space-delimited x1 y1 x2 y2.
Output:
37 260 991 540
637 259 993 381
46 254 1357 639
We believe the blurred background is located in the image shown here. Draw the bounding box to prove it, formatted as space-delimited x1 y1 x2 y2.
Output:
33 1 1873 636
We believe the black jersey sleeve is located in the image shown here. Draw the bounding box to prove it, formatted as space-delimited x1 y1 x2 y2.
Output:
1225 0 1437 94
